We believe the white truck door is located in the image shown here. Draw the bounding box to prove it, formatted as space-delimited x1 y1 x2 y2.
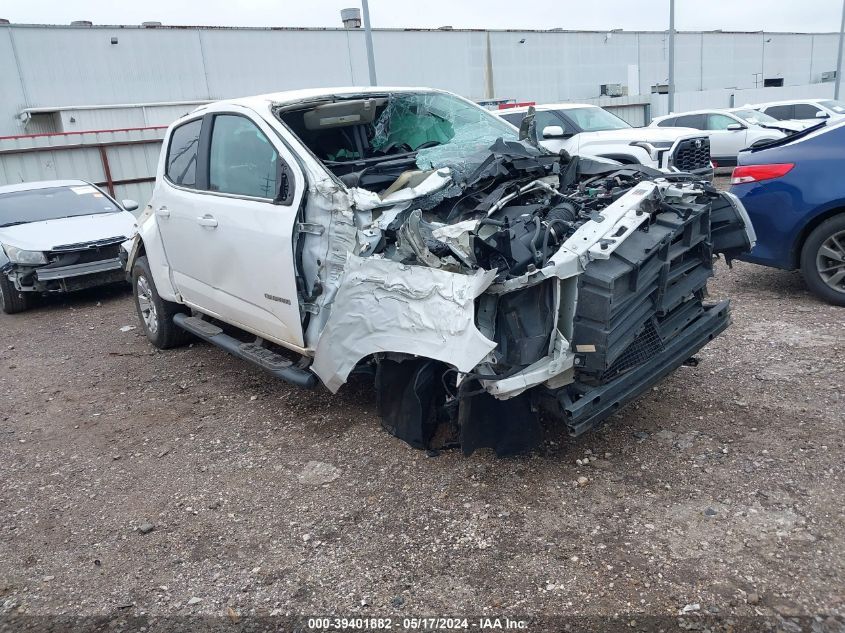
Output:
155 116 211 307
195 110 306 348
159 109 306 349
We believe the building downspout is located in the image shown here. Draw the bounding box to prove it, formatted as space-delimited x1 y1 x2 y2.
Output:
484 31 495 100
6 27 32 124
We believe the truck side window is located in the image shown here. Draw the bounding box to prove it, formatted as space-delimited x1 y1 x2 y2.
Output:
209 115 279 199
656 117 677 127
165 119 202 187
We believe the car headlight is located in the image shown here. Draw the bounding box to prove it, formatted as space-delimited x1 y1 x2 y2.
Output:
2 244 48 265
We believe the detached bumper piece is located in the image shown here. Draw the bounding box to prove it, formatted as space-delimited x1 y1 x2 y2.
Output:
539 300 731 436
33 257 125 292
539 192 737 437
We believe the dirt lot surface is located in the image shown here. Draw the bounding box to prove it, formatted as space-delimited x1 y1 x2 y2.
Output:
1 255 844 630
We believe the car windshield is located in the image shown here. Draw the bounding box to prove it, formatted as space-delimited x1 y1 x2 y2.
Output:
564 107 632 132
0 185 119 228
277 91 519 188
819 100 845 114
732 109 778 124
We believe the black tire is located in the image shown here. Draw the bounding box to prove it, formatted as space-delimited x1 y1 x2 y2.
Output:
131 255 192 348
799 214 845 306
0 274 32 314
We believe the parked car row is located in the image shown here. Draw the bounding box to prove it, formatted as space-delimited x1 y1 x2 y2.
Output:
646 98 845 305
650 109 792 167
495 103 713 177
648 99 844 167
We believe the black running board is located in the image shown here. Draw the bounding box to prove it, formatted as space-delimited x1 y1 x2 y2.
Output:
173 313 317 388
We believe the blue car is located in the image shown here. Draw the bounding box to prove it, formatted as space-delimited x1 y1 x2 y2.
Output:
730 119 845 305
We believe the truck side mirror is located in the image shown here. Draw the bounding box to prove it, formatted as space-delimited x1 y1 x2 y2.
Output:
726 123 745 131
815 111 830 119
542 125 565 139
122 199 139 212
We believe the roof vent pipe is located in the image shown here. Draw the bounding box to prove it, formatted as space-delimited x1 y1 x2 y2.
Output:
341 8 361 29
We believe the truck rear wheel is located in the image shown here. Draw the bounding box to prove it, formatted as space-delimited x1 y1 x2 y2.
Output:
800 215 845 306
131 255 192 348
0 274 32 314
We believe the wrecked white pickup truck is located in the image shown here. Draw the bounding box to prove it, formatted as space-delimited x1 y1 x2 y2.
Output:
128 87 755 455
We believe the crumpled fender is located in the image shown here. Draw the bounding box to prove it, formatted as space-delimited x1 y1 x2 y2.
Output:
310 255 497 393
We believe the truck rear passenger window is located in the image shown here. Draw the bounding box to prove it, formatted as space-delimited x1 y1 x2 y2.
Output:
209 115 279 199
166 119 202 187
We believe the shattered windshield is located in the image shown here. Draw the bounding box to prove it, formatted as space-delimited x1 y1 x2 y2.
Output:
277 91 518 190
371 93 518 170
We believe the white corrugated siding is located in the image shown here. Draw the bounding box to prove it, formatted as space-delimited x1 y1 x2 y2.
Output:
0 25 841 136
0 128 166 209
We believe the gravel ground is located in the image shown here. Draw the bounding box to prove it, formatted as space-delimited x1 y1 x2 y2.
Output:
1 251 843 629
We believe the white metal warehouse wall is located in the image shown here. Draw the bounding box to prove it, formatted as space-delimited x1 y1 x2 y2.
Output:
0 128 165 206
1 24 841 137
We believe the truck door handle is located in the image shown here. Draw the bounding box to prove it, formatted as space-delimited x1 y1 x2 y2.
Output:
156 206 170 218
196 214 218 228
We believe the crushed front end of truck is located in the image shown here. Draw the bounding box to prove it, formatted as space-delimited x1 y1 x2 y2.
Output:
277 91 755 455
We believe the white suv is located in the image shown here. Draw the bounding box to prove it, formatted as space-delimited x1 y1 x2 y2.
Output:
752 99 845 125
128 87 754 455
650 108 787 168
495 103 713 179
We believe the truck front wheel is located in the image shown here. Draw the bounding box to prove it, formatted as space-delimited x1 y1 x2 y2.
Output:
131 255 192 348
